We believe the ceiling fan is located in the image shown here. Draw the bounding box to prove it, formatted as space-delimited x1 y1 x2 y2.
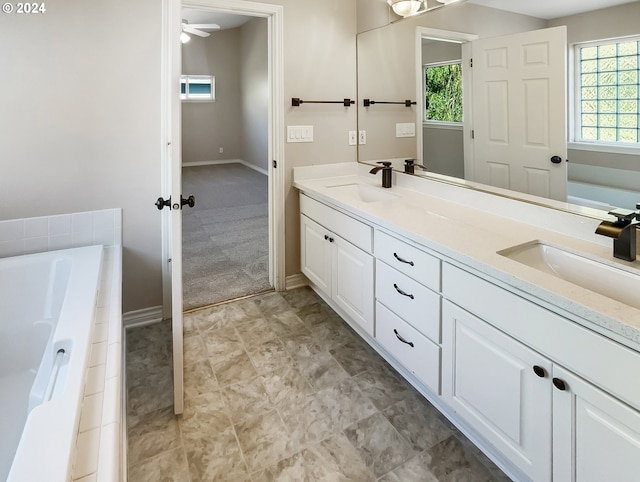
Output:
181 20 220 42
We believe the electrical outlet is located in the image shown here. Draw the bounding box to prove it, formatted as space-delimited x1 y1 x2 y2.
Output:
359 130 366 145
219 147 224 153
348 131 357 145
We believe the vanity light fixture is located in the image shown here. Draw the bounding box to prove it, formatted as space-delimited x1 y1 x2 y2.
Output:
387 0 424 18
388 0 463 18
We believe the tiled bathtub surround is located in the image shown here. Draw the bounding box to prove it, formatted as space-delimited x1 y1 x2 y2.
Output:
0 209 122 257
126 288 509 481
0 209 123 482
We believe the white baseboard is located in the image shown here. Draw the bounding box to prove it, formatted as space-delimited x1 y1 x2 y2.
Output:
285 273 308 290
123 306 164 329
182 159 268 176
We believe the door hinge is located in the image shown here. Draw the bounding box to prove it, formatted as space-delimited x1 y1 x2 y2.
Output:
471 129 475 139
470 58 473 67
273 160 277 168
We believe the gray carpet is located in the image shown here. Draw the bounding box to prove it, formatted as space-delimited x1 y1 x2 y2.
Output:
182 163 271 310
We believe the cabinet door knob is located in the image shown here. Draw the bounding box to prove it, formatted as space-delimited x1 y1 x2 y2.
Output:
532 365 547 378
552 377 567 391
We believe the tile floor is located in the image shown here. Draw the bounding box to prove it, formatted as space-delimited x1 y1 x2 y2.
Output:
126 288 511 481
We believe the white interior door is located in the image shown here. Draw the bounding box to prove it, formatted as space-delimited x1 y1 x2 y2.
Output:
470 26 567 201
161 0 184 415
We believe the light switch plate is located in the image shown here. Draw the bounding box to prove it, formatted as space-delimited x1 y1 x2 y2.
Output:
348 131 357 146
287 125 314 143
359 130 366 145
396 122 415 138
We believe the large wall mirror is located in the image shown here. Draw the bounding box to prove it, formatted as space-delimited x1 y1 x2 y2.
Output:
356 1 640 217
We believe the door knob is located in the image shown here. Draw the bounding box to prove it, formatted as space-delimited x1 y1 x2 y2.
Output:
181 195 196 208
155 196 171 210
550 155 562 164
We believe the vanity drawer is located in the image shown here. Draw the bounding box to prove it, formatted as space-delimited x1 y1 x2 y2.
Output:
300 193 372 252
376 261 441 343
374 230 440 290
376 302 440 394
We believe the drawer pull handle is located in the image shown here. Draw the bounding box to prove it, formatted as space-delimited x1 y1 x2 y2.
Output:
393 283 414 299
393 252 414 266
532 365 547 378
394 329 414 347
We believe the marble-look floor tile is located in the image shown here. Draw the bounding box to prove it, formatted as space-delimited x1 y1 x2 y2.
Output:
296 351 350 390
378 450 439 482
183 427 251 481
192 300 263 332
302 434 376 481
344 411 418 477
235 316 278 347
280 330 323 361
310 318 358 351
260 363 315 407
221 376 274 423
179 395 232 440
330 339 386 376
128 447 190 482
127 368 174 426
352 364 416 411
383 396 455 451
211 349 258 386
264 310 309 337
183 359 219 400
234 409 296 472
280 286 321 309
296 302 343 328
127 407 183 466
427 435 507 482
202 325 244 361
253 291 293 316
183 332 208 366
247 338 293 375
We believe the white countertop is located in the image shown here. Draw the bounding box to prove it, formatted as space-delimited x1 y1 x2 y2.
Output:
293 162 640 350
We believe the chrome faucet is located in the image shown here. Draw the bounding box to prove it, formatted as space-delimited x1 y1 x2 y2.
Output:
369 161 393 188
595 205 640 261
403 158 426 174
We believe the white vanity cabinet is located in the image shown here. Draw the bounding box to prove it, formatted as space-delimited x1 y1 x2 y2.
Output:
442 300 552 481
442 262 640 481
300 194 374 335
373 230 442 394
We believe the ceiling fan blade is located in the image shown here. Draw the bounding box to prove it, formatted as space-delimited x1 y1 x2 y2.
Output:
182 25 211 37
188 23 221 31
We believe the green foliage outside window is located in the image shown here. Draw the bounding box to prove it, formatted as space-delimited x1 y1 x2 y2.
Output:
425 63 462 122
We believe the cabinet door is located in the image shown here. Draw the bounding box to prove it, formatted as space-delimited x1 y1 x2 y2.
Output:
553 365 640 482
300 215 332 294
332 235 374 336
442 301 552 481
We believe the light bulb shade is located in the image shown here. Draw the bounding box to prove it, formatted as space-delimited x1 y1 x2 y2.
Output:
180 31 191 43
387 0 423 17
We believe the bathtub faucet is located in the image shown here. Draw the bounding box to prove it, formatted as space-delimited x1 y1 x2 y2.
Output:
595 204 640 261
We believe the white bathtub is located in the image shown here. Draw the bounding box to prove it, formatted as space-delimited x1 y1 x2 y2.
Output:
0 245 104 482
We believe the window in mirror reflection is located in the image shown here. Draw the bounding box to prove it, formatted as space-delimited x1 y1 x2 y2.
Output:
424 62 462 124
575 37 639 145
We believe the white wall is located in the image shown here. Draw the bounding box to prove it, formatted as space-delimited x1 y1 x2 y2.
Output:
0 0 162 312
0 0 358 311
241 18 269 172
181 28 243 163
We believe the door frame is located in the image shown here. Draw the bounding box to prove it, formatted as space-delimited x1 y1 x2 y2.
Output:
414 27 477 178
160 0 285 320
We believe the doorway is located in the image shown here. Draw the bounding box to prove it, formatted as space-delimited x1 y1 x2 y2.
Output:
180 8 271 309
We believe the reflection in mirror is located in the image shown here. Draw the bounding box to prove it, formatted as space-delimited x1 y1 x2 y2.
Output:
356 2 640 216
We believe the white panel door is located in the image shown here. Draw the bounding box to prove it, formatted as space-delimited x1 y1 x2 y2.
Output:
553 365 640 482
471 26 567 201
442 301 552 481
332 235 374 336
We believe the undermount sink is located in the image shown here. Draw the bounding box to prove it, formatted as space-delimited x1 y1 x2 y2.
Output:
498 241 640 310
326 183 398 203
